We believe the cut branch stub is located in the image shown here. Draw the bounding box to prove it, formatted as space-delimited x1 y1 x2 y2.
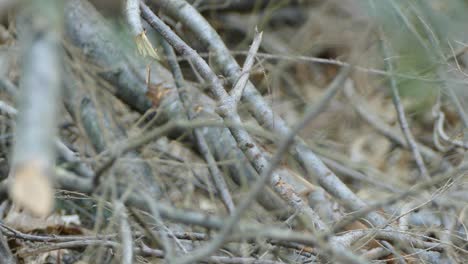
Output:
10 160 54 217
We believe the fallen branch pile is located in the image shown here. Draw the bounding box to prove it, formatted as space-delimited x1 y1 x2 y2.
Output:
0 0 466 263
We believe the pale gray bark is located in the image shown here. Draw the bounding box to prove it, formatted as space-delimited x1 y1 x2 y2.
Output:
10 0 63 216
63 0 287 212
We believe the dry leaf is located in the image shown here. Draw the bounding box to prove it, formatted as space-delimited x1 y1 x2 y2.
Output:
10 160 54 217
146 83 170 108
194 105 203 113
4 205 80 233
22 249 70 264
136 30 160 60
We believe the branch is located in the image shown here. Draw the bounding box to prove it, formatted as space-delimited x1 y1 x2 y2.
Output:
380 33 430 180
64 0 286 212
125 0 159 59
159 37 235 213
141 0 327 238
229 31 263 105
63 75 160 198
0 230 15 264
0 82 93 179
138 5 377 264
115 201 133 264
155 0 388 228
10 0 63 216
125 0 143 36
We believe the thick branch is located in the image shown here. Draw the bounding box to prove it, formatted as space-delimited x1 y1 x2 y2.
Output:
10 0 63 216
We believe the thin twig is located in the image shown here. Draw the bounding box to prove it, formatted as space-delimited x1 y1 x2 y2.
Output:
230 31 263 105
184 50 468 85
140 3 337 263
303 65 351 122
94 119 267 178
380 34 430 181
17 239 285 264
159 36 235 213
332 163 468 234
316 153 401 193
434 111 468 149
125 0 143 36
115 201 133 264
343 80 449 170
0 231 15 264
139 243 286 264
403 1 468 129
0 220 312 258
140 193 177 260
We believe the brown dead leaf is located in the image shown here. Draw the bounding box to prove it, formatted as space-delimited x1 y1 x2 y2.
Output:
146 83 170 108
4 205 81 233
10 160 54 217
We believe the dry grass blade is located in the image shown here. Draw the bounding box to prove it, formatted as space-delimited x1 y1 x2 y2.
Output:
136 31 160 60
